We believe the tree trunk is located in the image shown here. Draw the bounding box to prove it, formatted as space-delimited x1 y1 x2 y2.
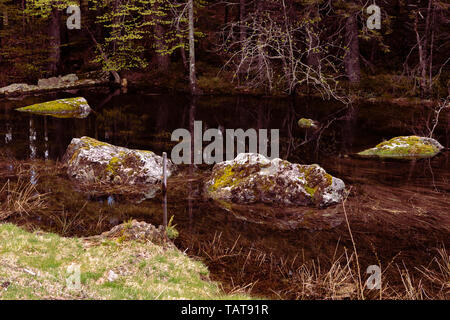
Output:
154 22 170 72
344 13 361 84
180 41 188 72
415 0 434 97
415 13 427 97
48 7 61 76
307 32 320 69
81 0 89 26
306 5 320 71
152 1 170 73
188 0 198 95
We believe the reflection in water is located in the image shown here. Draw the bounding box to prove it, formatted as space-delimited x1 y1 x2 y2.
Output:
4 102 12 144
188 97 196 230
29 117 37 185
0 89 449 299
162 152 168 228
29 118 36 159
107 195 115 207
340 105 358 156
5 123 12 144
44 117 49 160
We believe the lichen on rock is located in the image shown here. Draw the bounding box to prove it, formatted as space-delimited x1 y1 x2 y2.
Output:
357 136 444 159
205 153 345 208
15 97 92 118
63 136 175 198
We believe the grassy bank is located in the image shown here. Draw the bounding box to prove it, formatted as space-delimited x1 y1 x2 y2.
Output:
0 222 252 300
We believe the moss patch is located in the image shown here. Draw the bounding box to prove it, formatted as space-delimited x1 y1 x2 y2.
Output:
15 97 91 119
79 136 111 149
298 118 318 129
105 152 127 176
209 166 237 192
206 155 343 208
358 136 442 159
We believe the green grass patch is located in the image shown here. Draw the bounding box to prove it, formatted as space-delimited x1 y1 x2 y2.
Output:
0 223 254 300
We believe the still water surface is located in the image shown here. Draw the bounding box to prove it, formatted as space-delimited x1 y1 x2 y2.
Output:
1 88 449 298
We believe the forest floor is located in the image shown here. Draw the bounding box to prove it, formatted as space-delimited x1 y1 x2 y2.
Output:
121 63 449 102
0 222 253 300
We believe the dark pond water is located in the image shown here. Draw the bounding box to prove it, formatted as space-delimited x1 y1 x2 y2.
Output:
0 87 449 298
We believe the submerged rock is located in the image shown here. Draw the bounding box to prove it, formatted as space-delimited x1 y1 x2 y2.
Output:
216 201 345 231
63 137 175 198
298 118 319 129
205 153 345 208
357 136 444 159
15 97 92 118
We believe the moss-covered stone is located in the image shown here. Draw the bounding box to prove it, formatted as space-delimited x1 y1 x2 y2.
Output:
205 153 345 208
15 97 92 119
298 118 319 129
63 136 176 199
357 136 444 159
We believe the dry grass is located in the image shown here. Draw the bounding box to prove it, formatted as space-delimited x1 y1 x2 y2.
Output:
411 248 450 299
0 178 49 220
288 252 359 299
1 157 448 300
188 229 449 300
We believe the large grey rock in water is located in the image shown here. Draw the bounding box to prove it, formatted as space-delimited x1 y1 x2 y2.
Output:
63 137 175 197
205 153 345 208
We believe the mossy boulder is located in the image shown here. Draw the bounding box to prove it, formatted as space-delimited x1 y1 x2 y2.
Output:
298 118 319 129
16 97 92 119
205 153 345 208
357 136 444 159
63 137 175 197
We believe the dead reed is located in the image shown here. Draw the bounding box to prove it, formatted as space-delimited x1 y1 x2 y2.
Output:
0 178 49 220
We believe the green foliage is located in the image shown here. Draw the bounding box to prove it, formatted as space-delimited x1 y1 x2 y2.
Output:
0 0 49 82
88 0 193 74
166 215 179 240
90 0 150 72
